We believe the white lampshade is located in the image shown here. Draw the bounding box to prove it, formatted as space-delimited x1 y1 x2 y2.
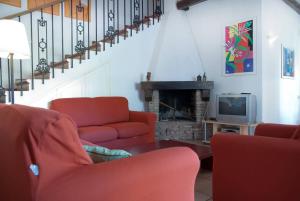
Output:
0 20 30 59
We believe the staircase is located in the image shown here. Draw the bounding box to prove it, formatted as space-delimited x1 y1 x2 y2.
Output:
0 0 164 104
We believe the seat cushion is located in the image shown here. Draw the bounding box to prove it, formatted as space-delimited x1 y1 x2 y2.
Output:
78 126 118 143
107 122 150 139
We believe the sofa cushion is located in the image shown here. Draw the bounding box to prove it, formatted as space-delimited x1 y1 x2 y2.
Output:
83 145 132 163
78 126 118 143
50 97 129 127
93 97 129 125
107 122 150 139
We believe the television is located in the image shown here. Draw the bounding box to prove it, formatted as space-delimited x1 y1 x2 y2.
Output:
216 94 256 124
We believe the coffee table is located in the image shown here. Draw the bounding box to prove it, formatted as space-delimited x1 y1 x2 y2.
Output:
124 140 212 161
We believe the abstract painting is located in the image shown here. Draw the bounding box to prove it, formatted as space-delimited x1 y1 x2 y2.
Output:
225 20 254 75
281 45 295 79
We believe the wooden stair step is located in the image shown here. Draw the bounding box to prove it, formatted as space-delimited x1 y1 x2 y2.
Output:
65 52 86 60
88 41 102 51
142 17 151 25
100 37 116 44
117 29 129 37
125 24 140 31
50 60 69 69
3 87 29 92
146 14 161 19
14 79 30 91
101 29 128 43
34 70 50 80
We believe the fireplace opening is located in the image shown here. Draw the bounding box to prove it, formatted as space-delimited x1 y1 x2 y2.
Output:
159 90 196 121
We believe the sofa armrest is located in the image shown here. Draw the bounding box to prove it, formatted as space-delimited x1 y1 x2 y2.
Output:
39 147 200 201
129 111 157 141
129 111 157 124
211 134 300 201
254 123 297 139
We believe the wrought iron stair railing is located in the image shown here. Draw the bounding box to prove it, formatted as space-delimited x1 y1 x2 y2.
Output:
0 0 164 104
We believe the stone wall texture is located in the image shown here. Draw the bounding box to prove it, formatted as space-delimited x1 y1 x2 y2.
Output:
146 89 212 140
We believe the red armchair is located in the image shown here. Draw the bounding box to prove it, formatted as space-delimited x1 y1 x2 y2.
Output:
0 104 199 201
49 97 157 149
212 123 300 201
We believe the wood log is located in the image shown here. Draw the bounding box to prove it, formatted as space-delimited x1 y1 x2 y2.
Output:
176 0 207 11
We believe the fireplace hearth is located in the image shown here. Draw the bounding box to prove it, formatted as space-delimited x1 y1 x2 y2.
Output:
141 81 214 140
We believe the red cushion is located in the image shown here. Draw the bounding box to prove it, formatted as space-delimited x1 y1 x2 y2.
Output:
107 122 150 139
80 139 97 146
50 97 129 127
78 126 118 143
291 126 300 140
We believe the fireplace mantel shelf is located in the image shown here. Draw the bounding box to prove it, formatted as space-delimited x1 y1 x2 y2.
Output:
141 81 214 102
141 81 214 90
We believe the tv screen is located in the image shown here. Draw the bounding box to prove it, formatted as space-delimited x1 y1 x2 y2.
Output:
219 97 246 116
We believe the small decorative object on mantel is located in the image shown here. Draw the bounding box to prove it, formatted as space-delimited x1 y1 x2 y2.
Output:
0 87 6 103
146 72 152 81
197 74 202 81
203 73 207 82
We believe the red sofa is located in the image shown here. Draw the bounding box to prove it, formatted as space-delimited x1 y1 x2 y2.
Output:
49 97 156 149
0 104 200 201
212 123 300 201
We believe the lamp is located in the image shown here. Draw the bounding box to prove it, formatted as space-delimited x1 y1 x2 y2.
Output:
0 20 30 104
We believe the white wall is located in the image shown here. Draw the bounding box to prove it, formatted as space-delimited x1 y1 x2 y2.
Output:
154 0 263 120
9 22 161 111
14 55 111 108
104 0 263 115
261 0 300 124
0 1 26 17
0 0 160 111
1 0 263 118
0 0 139 87
149 0 204 81
3 0 300 124
108 24 161 110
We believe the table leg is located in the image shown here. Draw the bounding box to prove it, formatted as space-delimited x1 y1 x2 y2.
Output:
213 124 218 135
240 126 248 135
204 122 207 141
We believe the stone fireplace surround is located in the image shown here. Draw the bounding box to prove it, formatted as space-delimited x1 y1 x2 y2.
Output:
141 81 214 140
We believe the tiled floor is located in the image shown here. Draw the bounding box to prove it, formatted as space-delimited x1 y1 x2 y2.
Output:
195 170 213 201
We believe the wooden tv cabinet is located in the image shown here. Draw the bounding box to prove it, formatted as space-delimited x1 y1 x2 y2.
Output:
202 120 259 142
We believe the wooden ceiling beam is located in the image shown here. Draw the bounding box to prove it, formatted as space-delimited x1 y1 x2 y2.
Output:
176 0 207 11
283 0 300 14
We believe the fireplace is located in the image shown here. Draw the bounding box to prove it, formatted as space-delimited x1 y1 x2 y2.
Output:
159 90 196 121
141 81 214 140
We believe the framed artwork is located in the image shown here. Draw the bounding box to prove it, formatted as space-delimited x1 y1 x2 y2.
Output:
224 19 254 75
0 0 21 7
281 45 295 79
